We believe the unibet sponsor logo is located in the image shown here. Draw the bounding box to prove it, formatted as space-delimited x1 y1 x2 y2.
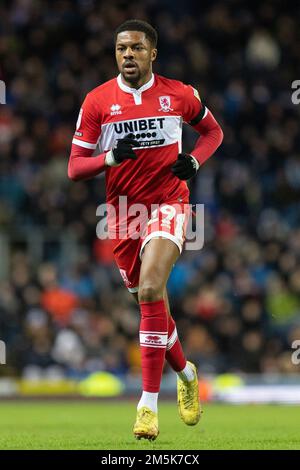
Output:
114 118 166 146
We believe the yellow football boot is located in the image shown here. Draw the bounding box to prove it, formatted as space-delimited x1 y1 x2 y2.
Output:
177 361 202 425
133 406 159 441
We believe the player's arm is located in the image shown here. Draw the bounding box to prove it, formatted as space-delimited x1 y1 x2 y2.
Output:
68 139 140 181
68 94 140 181
68 146 105 181
68 92 105 181
171 85 223 180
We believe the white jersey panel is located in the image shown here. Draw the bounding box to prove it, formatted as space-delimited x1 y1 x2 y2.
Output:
98 115 183 152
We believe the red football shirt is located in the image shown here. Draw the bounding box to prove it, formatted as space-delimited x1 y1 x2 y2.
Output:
72 73 203 208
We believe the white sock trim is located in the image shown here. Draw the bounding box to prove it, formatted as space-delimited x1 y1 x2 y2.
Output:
166 327 178 351
140 331 168 348
177 362 195 382
137 391 158 413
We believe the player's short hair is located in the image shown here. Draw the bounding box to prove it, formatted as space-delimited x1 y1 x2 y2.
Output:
115 19 158 48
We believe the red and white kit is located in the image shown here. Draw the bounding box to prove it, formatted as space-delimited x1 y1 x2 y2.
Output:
69 73 222 292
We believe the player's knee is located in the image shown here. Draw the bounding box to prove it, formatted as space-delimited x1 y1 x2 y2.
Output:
138 283 164 303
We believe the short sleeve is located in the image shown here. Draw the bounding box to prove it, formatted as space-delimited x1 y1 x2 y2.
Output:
181 84 205 124
72 92 101 149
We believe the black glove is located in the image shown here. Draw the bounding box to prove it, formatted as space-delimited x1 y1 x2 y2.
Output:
106 135 140 166
171 153 199 180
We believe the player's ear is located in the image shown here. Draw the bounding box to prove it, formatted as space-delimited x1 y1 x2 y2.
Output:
151 48 157 62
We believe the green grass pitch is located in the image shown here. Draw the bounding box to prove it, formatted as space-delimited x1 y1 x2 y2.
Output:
0 401 299 450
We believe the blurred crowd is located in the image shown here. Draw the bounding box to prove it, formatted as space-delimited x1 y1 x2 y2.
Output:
0 0 300 380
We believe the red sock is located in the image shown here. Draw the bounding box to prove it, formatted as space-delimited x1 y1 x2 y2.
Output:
139 299 168 393
165 315 187 372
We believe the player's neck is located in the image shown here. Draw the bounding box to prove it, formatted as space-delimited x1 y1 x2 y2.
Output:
121 71 153 90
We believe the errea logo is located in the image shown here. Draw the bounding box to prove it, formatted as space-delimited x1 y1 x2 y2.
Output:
110 104 122 115
145 335 162 345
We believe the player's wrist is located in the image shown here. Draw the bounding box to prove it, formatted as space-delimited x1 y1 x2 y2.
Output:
189 154 200 171
105 150 121 167
171 153 200 180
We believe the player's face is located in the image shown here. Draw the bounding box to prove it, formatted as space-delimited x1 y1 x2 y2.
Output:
115 31 157 87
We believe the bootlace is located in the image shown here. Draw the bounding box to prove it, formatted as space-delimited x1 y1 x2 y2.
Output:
140 408 155 425
180 382 195 409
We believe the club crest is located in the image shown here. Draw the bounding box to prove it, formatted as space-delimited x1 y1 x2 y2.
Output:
158 96 173 112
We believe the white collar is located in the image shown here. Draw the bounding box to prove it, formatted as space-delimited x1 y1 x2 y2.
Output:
117 73 154 95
